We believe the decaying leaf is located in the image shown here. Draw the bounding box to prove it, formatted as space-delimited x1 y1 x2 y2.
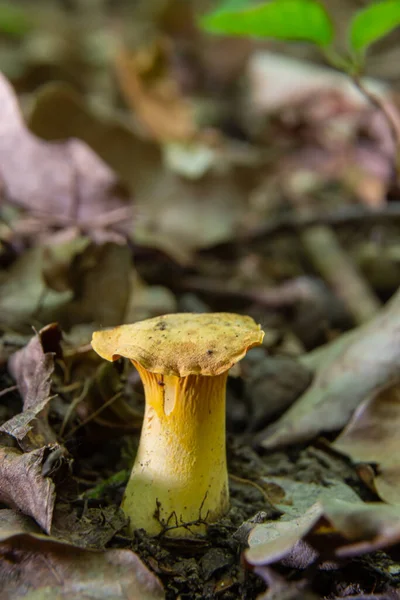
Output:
62 241 133 328
0 72 132 234
51 505 128 550
0 246 53 330
8 323 62 411
247 502 324 569
28 79 250 253
28 81 161 196
260 288 400 449
262 476 361 521
6 323 61 449
0 510 165 600
0 238 134 331
0 446 55 534
247 498 400 569
333 380 400 505
115 40 196 143
0 396 54 448
242 354 312 430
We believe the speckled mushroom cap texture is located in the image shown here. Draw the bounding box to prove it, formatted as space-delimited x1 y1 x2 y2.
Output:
91 313 264 377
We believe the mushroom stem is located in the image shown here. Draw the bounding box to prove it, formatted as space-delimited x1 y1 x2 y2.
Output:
122 361 229 536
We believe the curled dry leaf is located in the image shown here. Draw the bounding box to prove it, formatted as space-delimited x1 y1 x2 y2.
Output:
247 502 323 569
0 396 54 449
0 510 165 600
115 40 196 143
6 323 61 449
322 498 400 558
0 73 132 234
333 380 400 505
0 446 55 534
247 498 400 570
0 239 133 331
260 288 400 449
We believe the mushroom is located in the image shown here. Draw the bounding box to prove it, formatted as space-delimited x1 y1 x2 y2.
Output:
92 312 264 536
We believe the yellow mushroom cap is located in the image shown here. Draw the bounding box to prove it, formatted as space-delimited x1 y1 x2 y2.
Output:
91 312 264 377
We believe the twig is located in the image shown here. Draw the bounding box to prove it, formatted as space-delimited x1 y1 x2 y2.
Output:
64 390 123 440
0 385 18 398
229 473 273 504
209 203 400 248
300 223 381 325
352 75 400 157
59 378 91 438
181 276 320 308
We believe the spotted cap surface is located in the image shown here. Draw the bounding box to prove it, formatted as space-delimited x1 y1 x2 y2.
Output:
92 313 264 377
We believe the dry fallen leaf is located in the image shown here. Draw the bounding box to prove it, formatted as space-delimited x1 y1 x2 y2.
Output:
28 80 250 253
260 288 400 449
0 72 132 234
0 239 133 331
243 355 312 430
6 323 61 449
0 510 165 600
0 446 55 533
333 380 400 505
0 246 52 330
28 81 161 197
115 40 196 143
61 241 133 328
247 502 323 569
247 498 400 569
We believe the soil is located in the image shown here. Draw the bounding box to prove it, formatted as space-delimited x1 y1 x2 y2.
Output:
49 421 400 599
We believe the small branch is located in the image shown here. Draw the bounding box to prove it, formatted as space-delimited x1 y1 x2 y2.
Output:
63 390 123 440
0 385 18 398
300 223 381 325
352 75 400 161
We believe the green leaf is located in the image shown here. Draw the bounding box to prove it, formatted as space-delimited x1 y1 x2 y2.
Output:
0 1 31 37
200 0 334 47
350 0 400 54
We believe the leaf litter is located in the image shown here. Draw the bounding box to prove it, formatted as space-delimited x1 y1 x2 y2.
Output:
1 2 400 598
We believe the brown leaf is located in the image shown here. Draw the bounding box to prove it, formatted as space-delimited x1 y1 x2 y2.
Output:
115 41 196 143
0 510 165 600
243 355 312 430
0 397 54 447
0 446 55 533
247 498 400 569
28 81 161 198
7 323 61 449
322 498 400 558
260 288 400 449
63 241 133 328
28 81 255 254
333 380 400 505
0 73 132 234
0 247 48 330
51 505 128 550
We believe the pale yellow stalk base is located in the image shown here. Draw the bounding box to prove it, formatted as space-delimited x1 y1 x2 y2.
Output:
122 363 229 537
